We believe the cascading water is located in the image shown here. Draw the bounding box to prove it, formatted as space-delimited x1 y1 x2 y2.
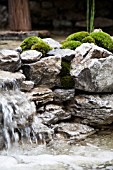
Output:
0 78 37 149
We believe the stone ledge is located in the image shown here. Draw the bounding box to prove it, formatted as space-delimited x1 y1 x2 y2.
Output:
0 30 50 40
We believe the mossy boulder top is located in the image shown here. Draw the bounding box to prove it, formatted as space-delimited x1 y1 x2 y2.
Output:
20 36 52 56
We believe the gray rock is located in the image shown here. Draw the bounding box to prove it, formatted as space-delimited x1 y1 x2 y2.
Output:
22 56 61 88
53 89 75 103
37 104 71 125
43 38 61 49
68 94 113 126
20 50 42 63
20 80 34 91
0 49 21 72
31 116 54 144
55 122 95 141
0 70 25 90
47 49 76 61
27 86 53 105
71 43 113 92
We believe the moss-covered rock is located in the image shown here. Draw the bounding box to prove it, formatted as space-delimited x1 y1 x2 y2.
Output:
82 36 95 44
60 75 75 89
90 31 113 52
61 40 82 50
20 36 42 51
66 31 89 41
31 41 52 56
20 36 52 56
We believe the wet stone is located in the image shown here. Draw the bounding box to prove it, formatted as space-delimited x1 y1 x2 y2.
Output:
53 89 75 103
27 86 53 105
20 80 34 92
55 122 95 142
37 104 71 125
0 49 21 72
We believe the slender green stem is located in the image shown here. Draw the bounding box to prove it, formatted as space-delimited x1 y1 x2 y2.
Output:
86 0 89 32
90 0 95 33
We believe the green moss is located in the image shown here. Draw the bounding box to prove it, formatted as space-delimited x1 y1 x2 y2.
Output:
20 36 43 51
59 61 75 89
61 40 82 50
90 31 113 52
20 36 52 56
31 41 52 56
60 61 71 77
82 36 95 44
66 31 89 41
60 76 75 89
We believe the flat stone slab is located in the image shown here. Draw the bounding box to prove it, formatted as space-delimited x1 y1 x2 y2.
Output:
0 30 50 40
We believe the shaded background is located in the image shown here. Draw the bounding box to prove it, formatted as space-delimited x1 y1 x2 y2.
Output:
1 0 113 35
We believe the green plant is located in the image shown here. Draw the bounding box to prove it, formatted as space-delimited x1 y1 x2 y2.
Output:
90 31 113 52
87 0 95 33
61 40 82 50
66 31 89 41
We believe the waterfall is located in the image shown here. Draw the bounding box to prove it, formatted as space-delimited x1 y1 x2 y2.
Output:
0 78 36 149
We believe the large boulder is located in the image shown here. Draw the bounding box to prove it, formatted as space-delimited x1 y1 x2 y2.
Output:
22 56 61 88
68 94 113 126
0 49 21 72
71 43 113 92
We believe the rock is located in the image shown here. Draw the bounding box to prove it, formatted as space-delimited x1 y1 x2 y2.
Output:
68 94 113 126
53 89 75 103
37 104 71 125
27 86 53 105
15 46 22 53
43 38 61 49
0 70 25 90
20 50 42 63
0 49 21 72
22 56 61 88
31 116 54 144
20 80 34 91
55 122 95 141
70 43 113 92
47 49 76 61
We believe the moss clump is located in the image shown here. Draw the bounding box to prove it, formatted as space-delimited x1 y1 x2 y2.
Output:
90 31 113 52
20 36 52 56
60 61 71 77
20 36 42 51
61 40 82 50
66 31 89 41
60 61 75 89
82 36 95 44
31 41 52 56
60 76 75 89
